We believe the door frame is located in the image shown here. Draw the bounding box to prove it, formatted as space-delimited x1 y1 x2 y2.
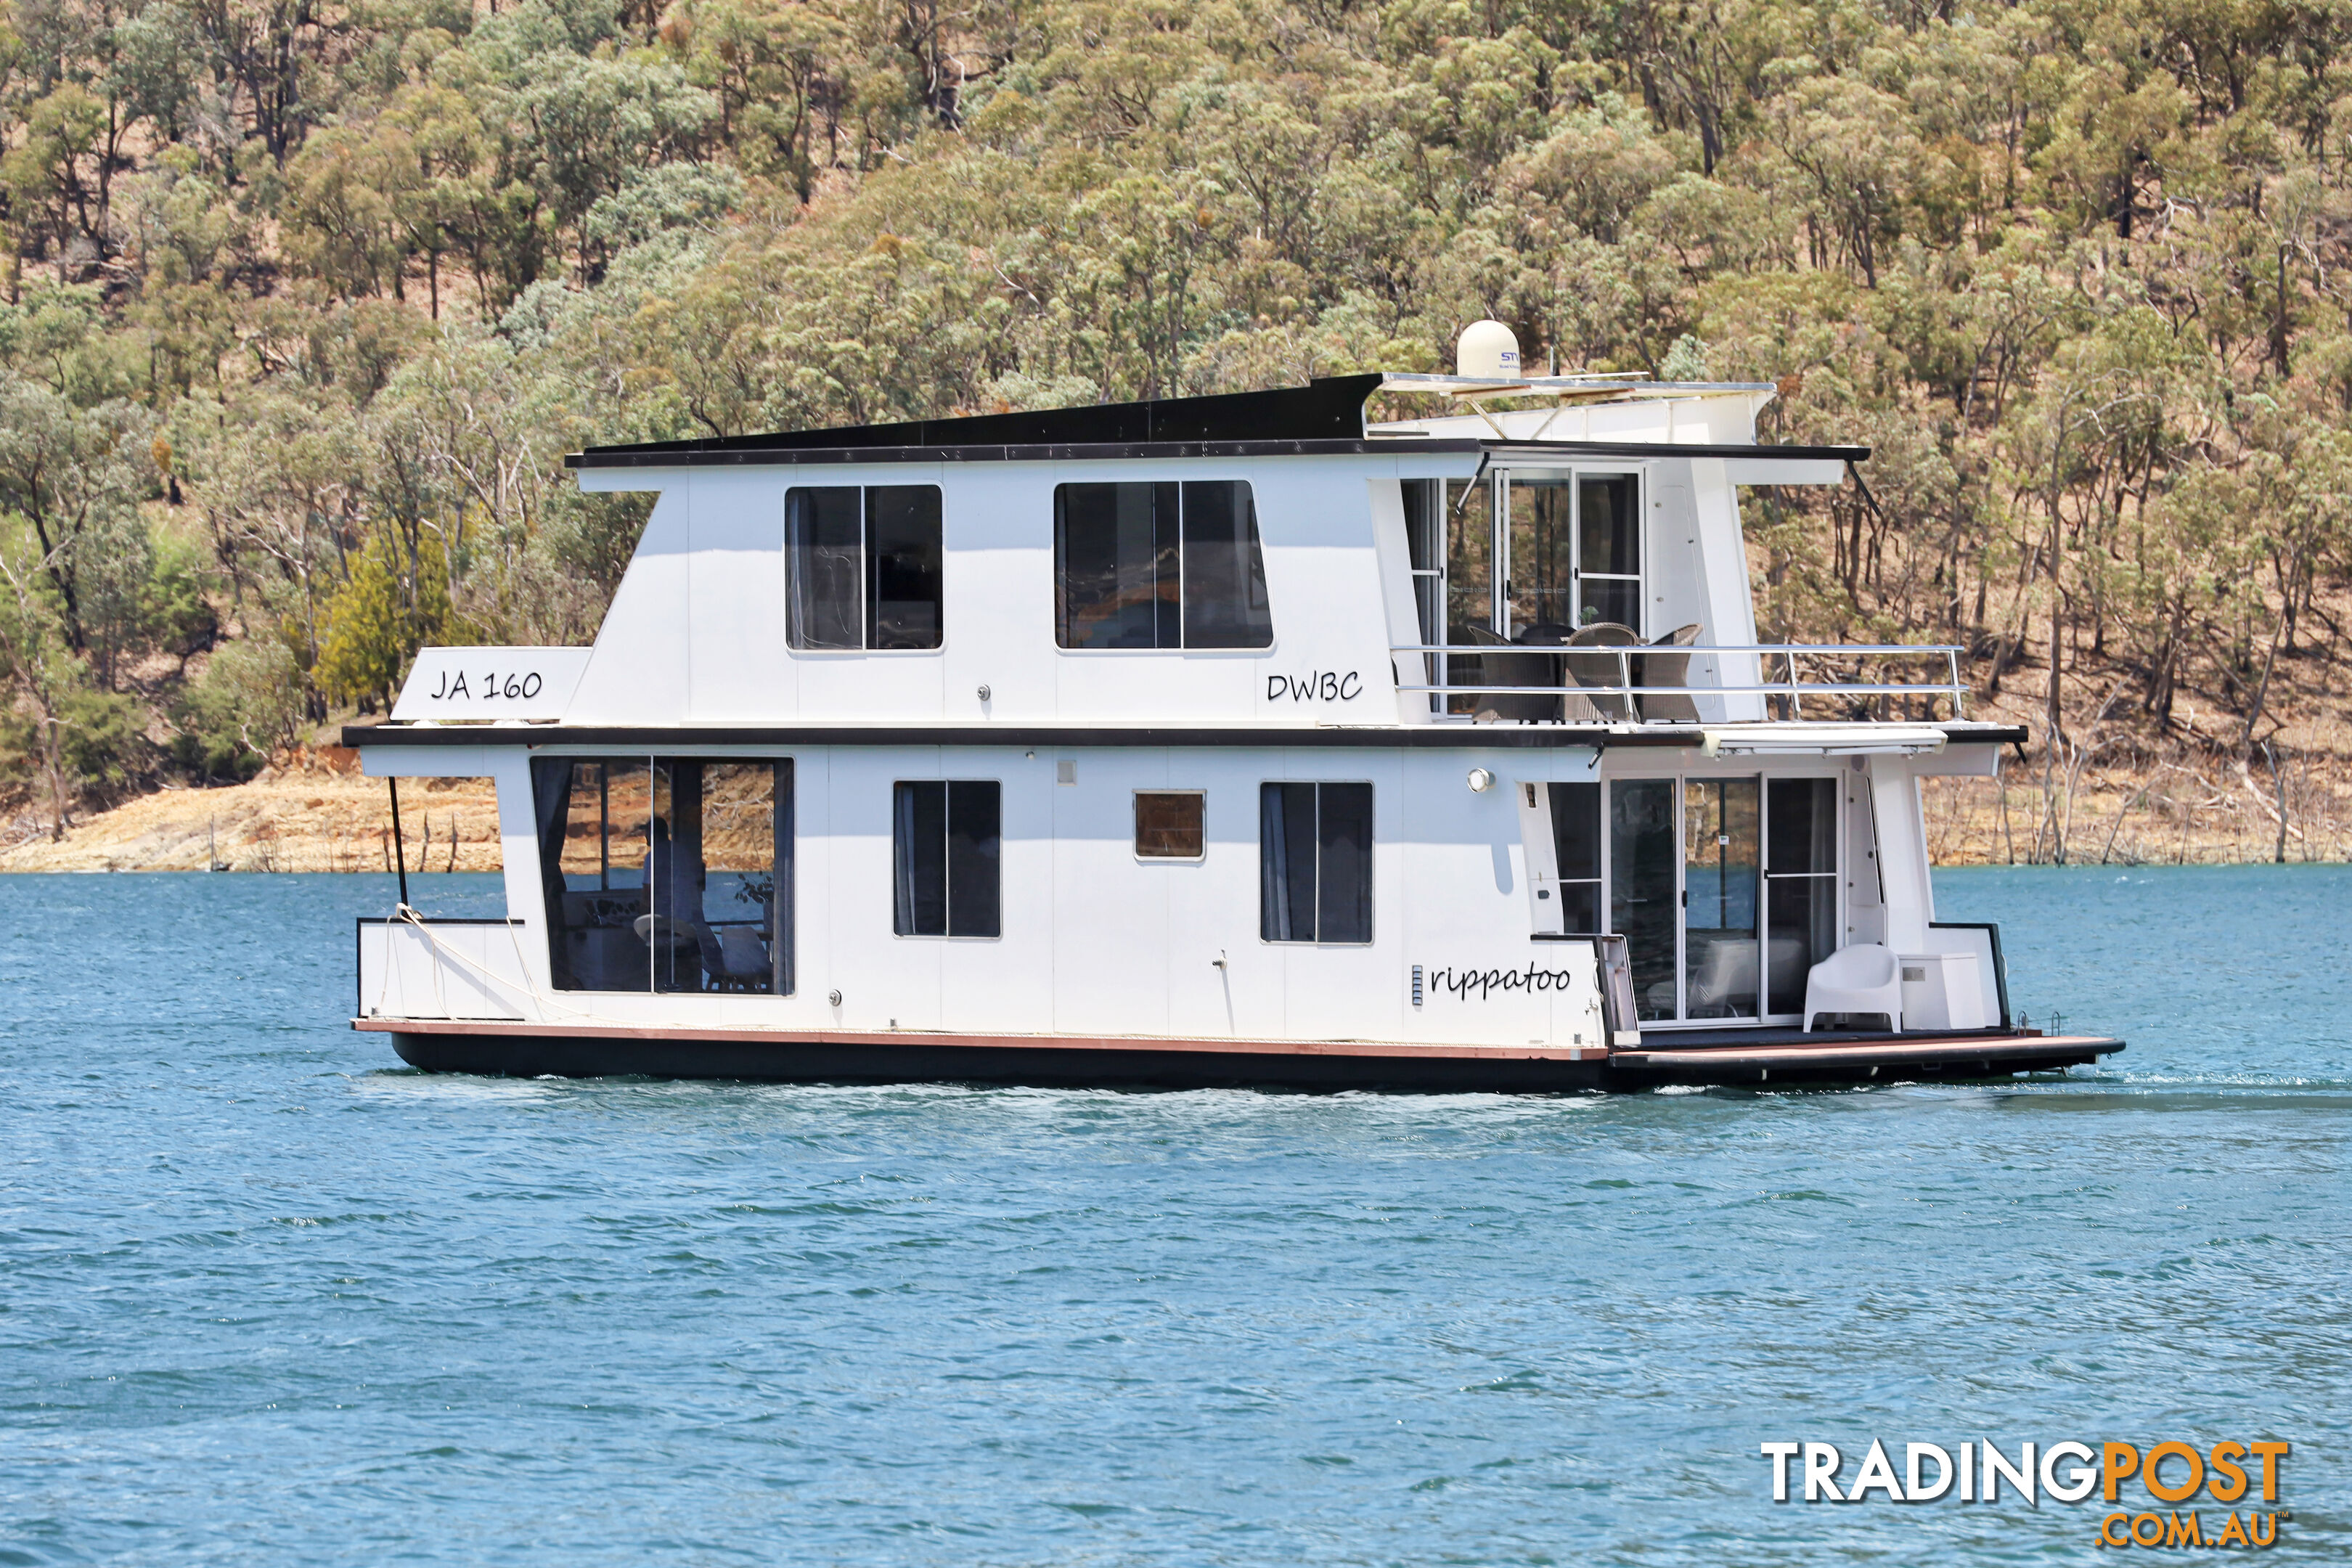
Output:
1447 465 1649 642
1585 766 1847 1029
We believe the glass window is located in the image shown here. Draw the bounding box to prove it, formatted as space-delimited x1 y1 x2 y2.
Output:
1547 780 1602 933
1765 777 1839 1016
1443 476 1493 715
1610 778 1678 1021
1508 478 1577 636
1445 476 1491 643
1135 791 1205 859
1180 481 1273 648
1577 474 1641 631
1259 782 1373 944
1055 481 1177 648
1683 777 1760 1019
1054 481 1273 648
534 757 791 993
787 485 943 650
894 780 1000 938
867 486 944 649
1403 479 1445 716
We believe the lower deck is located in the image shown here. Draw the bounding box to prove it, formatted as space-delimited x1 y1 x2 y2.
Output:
352 729 2113 1089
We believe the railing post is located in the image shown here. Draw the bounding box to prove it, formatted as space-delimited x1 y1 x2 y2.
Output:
1786 650 1801 720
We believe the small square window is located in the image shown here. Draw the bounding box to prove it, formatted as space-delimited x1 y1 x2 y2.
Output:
1135 791 1204 859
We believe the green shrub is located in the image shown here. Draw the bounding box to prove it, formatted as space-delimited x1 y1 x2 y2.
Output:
168 639 303 783
58 687 150 800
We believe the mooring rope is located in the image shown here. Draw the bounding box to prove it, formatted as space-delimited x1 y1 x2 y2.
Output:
374 902 600 1023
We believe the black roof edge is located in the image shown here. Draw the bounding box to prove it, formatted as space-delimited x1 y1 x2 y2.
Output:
567 436 1482 470
563 436 1871 472
571 373 1386 462
345 720 2013 750
1484 439 1871 462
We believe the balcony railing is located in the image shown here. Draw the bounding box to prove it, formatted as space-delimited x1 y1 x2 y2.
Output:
1389 642 1968 722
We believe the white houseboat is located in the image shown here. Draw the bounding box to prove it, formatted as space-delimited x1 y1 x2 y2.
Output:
348 332 2122 1090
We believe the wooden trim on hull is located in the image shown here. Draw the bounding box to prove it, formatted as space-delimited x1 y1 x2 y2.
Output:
359 1018 2123 1093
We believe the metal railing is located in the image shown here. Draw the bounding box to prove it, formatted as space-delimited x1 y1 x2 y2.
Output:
1389 642 1968 720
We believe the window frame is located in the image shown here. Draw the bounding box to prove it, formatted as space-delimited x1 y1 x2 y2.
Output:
1447 466 1646 642
1132 789 1206 862
531 754 794 996
1587 768 1842 1027
1257 780 1376 946
891 777 1003 940
1051 478 1276 653
785 483 947 654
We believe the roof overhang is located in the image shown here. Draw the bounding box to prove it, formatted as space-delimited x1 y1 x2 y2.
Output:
568 436 1485 470
1467 441 1866 479
344 719 2020 753
1698 722 1949 756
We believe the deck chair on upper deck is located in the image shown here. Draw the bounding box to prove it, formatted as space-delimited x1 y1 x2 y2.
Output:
1563 624 1643 722
1636 624 1704 724
1463 624 1563 723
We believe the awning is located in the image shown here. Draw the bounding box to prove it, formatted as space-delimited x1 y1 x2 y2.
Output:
1699 723 1948 756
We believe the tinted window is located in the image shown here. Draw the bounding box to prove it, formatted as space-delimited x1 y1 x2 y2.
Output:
1259 781 1373 944
894 780 1000 938
867 485 944 650
1055 481 1272 649
788 485 943 650
1055 482 1177 648
1548 780 1602 933
1180 481 1273 648
535 757 791 995
785 488 864 650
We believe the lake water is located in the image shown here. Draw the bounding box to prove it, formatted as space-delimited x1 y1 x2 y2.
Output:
2 867 2345 1564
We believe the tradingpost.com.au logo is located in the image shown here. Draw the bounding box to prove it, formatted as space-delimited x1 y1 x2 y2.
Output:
1760 1439 2292 1548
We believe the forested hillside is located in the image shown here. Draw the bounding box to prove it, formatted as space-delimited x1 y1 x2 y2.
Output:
2 0 2349 859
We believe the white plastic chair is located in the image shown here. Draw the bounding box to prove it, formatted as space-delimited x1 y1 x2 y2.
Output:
1801 943 1903 1032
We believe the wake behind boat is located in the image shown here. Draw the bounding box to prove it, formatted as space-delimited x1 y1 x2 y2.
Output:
347 327 2121 1090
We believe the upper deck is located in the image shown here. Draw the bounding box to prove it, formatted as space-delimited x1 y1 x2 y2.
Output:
359 372 2007 753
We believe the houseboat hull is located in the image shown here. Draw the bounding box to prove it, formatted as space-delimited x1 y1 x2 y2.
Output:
366 1018 2123 1093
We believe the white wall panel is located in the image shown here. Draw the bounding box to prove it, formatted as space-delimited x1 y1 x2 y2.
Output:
686 470 788 722
569 482 691 724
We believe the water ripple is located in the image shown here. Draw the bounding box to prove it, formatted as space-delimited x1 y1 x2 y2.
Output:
0 868 2344 1564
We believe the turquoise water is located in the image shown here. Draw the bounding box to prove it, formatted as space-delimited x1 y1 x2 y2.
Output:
2 867 2345 1564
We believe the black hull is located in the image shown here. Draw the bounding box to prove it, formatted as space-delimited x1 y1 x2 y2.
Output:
385 1027 2122 1094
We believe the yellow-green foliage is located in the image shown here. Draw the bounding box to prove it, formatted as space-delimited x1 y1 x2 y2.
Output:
316 531 454 710
1 0 2350 777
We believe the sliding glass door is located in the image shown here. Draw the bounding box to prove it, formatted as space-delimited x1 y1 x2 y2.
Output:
1564 774 1834 1024
1682 778 1760 1019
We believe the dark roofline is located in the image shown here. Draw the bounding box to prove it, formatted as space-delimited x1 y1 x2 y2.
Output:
565 435 1872 472
1486 440 1871 462
568 436 1482 470
569 373 1385 464
344 720 2018 750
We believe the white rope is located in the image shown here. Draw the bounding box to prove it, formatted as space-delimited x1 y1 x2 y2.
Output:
379 903 600 1023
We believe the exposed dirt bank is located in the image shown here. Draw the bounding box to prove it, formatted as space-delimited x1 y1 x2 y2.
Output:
0 749 503 873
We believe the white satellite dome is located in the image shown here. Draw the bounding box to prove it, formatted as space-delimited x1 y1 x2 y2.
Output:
1456 319 1521 379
